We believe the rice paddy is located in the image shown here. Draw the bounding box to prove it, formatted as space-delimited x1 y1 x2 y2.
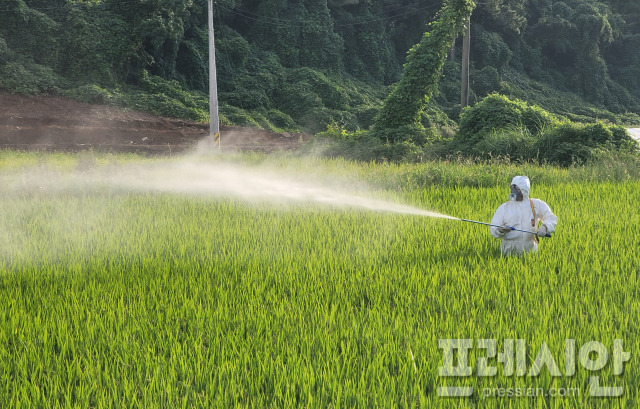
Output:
1 151 638 408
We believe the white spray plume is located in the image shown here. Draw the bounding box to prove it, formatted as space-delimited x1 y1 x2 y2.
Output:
113 160 455 219
3 157 454 219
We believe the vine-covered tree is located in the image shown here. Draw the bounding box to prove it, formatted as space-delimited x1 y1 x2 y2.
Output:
372 0 475 143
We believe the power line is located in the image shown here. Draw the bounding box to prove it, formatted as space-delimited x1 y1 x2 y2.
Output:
335 2 445 27
221 1 445 28
223 0 443 24
0 0 145 13
0 0 446 27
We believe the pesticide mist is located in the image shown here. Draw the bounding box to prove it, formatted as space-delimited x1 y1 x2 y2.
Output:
3 154 454 220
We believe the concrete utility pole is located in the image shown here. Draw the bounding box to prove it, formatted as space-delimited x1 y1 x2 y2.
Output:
460 15 470 112
208 0 220 149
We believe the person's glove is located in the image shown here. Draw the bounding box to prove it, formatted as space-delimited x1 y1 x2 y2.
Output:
536 225 548 237
498 226 512 235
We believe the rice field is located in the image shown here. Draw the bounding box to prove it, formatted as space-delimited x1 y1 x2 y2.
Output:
1 151 639 408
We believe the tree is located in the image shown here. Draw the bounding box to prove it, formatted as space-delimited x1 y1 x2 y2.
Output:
527 1 615 102
248 0 343 72
0 0 60 66
372 0 475 143
104 0 194 83
330 0 399 84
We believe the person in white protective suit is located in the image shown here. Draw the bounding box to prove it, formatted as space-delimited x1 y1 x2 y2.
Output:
490 176 558 256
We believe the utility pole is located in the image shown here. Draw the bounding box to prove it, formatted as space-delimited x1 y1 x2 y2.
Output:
208 0 220 149
460 15 470 113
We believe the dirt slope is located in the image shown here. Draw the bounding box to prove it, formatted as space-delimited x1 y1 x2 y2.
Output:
0 91 310 155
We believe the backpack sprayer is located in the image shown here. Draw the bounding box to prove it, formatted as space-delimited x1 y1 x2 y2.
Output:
457 218 552 238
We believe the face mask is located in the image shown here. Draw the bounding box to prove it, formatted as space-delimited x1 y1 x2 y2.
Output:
509 184 523 201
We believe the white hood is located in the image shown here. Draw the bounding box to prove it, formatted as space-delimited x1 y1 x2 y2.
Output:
511 176 530 199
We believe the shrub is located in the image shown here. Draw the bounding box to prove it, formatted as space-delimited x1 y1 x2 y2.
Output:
370 124 438 146
0 61 62 94
138 73 208 111
297 108 359 135
306 124 449 163
474 127 537 160
533 122 638 166
122 91 208 122
219 104 262 128
453 93 560 152
219 90 271 110
63 84 114 104
307 132 423 163
287 68 350 111
274 82 323 120
109 73 210 121
265 109 298 132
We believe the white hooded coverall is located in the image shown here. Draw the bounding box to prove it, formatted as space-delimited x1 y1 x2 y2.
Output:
490 176 558 256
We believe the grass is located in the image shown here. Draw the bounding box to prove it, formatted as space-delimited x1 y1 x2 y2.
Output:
1 150 639 407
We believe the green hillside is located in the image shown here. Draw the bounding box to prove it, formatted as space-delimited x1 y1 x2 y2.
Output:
1 0 639 142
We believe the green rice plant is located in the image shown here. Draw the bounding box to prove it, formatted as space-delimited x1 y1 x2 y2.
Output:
0 151 638 408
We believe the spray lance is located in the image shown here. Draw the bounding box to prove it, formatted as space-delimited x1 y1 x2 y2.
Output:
456 218 552 238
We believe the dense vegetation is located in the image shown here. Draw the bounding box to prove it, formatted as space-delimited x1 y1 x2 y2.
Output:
451 93 639 164
1 0 639 162
1 150 639 407
371 0 474 143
